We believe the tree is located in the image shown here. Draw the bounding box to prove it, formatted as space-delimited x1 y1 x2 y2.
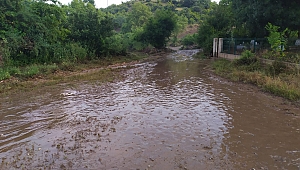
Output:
0 0 70 65
206 0 233 36
83 0 95 6
196 0 233 53
138 10 177 49
122 2 151 33
232 0 300 37
171 14 188 46
67 0 114 56
182 0 196 7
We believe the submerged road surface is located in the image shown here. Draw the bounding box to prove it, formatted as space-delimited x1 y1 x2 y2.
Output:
0 50 300 169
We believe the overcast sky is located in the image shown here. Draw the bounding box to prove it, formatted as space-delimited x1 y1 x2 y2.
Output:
59 0 220 9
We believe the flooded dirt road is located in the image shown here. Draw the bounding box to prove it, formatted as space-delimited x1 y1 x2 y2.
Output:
0 50 300 169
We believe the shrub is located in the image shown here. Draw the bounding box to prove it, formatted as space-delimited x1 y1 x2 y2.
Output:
234 50 257 65
181 34 197 46
67 43 88 62
103 34 129 55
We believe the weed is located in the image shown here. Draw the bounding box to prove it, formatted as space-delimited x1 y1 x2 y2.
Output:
263 77 300 100
8 67 21 76
234 50 257 66
0 67 21 81
212 58 300 101
59 62 76 71
22 65 40 78
38 64 59 74
212 59 233 74
0 68 10 80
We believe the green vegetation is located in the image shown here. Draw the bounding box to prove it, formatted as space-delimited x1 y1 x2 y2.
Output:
0 52 147 94
231 0 300 38
0 0 215 84
181 34 198 46
0 64 60 81
197 0 233 54
212 51 300 101
137 10 177 49
196 0 300 54
193 0 300 100
1 0 300 100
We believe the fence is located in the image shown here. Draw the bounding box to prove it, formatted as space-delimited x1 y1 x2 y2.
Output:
213 38 300 61
217 38 300 56
221 38 269 55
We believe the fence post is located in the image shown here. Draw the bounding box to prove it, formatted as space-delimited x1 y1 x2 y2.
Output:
213 38 219 57
218 38 223 57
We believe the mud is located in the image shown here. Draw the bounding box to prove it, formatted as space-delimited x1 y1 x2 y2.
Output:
0 50 299 169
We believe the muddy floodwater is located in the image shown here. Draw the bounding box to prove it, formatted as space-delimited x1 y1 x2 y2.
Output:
0 50 300 169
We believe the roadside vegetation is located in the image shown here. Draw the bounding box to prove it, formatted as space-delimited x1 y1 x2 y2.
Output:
197 0 300 55
192 0 300 101
1 0 300 100
0 52 150 94
212 50 300 101
0 0 214 91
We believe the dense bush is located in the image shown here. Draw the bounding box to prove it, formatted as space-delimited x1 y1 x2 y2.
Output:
181 34 197 46
0 0 114 66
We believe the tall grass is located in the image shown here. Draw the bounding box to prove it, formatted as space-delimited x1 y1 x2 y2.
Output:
0 67 22 81
22 65 40 78
212 57 300 101
0 64 60 81
0 68 10 81
0 51 148 82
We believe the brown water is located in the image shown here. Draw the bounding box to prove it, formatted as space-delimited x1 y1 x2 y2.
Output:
0 50 300 169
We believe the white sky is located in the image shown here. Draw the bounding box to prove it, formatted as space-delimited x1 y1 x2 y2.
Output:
58 0 220 9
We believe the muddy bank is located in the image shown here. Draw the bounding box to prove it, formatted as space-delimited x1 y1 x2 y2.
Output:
0 50 299 169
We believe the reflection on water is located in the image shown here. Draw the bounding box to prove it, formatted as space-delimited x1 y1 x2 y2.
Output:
0 89 68 153
0 51 299 169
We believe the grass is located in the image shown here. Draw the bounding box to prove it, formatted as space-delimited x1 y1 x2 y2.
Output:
0 66 24 80
261 50 300 64
0 68 11 80
0 52 148 94
212 58 300 101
